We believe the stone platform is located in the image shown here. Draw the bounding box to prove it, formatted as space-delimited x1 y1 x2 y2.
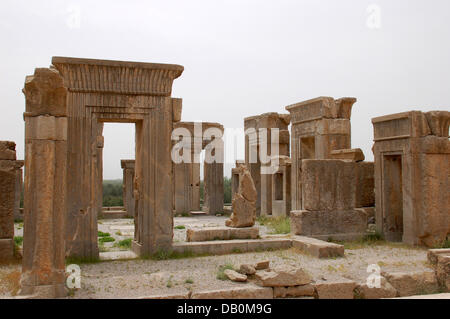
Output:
186 226 259 242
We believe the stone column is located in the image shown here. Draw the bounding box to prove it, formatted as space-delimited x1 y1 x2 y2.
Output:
20 68 67 298
203 162 224 214
0 141 17 261
121 160 135 218
14 160 24 221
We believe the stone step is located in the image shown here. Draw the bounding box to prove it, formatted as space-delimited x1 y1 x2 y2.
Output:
292 235 344 258
172 238 292 255
186 227 259 242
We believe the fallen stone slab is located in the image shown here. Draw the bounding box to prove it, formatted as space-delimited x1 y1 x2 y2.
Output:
382 270 439 297
427 248 450 265
191 285 273 299
255 260 270 270
436 255 450 292
255 265 311 287
273 284 315 298
240 264 256 275
186 227 259 242
314 279 357 299
292 235 344 258
355 277 398 299
224 269 247 282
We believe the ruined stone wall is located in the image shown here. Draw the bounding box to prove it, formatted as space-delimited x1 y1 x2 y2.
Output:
0 141 17 261
372 110 450 246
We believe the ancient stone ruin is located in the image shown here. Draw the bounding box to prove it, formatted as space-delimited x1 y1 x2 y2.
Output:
0 141 18 261
1 56 448 299
372 110 450 246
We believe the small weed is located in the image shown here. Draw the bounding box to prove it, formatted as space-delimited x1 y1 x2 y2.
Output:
174 225 186 230
98 231 111 237
14 236 23 246
216 263 234 280
114 238 132 250
115 231 122 236
185 278 194 284
257 216 290 234
166 276 173 288
98 236 115 243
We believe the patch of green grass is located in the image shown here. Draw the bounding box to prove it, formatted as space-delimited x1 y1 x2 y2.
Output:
114 238 132 250
328 231 385 250
216 263 234 281
174 225 185 230
14 236 23 246
98 231 111 237
98 236 115 243
257 216 290 234
433 238 450 249
185 278 194 284
166 276 173 288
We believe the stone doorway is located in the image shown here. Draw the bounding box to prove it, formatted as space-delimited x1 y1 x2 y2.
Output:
382 154 404 242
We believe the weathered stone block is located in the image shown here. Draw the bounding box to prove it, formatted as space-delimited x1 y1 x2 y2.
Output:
329 148 365 162
191 285 273 299
355 277 398 299
383 270 439 297
290 210 367 239
0 160 16 241
436 255 450 292
292 235 344 258
186 227 259 242
224 269 247 282
0 141 16 160
301 160 356 211
314 279 357 299
255 265 311 287
273 284 315 298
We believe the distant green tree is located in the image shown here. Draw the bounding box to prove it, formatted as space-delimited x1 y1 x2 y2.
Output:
224 177 231 204
103 180 123 207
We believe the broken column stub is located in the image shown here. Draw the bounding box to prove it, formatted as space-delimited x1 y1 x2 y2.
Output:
20 67 68 298
0 141 17 262
226 165 257 228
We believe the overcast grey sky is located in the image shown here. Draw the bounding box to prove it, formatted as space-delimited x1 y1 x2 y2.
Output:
1 0 449 179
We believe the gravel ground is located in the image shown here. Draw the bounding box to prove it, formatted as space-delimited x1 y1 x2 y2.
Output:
3 217 431 299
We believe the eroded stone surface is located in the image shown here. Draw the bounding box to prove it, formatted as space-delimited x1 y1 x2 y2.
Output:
273 284 315 298
226 165 257 228
224 269 247 282
355 277 398 299
383 270 439 297
255 265 311 287
314 278 357 299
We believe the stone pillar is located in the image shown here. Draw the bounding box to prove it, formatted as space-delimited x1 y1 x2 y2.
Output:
20 68 67 298
203 162 224 214
0 141 17 262
121 160 135 218
14 160 24 221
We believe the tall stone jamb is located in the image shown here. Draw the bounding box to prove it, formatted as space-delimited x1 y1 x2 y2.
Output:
372 111 450 246
121 160 135 218
20 68 67 298
14 160 24 221
0 141 17 262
